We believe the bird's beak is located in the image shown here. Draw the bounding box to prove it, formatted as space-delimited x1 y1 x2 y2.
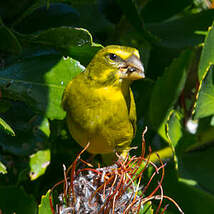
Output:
119 55 145 80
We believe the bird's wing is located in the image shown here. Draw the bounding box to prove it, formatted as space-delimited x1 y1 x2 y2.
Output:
129 89 137 136
61 80 73 111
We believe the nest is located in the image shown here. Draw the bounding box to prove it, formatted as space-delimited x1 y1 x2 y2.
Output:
49 128 184 214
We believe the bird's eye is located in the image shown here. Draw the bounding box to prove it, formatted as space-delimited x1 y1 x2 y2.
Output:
109 53 118 61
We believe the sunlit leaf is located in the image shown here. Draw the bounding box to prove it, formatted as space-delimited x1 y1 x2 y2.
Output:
0 53 84 120
0 161 7 174
167 111 183 147
23 26 102 65
194 65 214 119
198 22 214 81
38 190 53 214
0 117 15 136
157 110 183 149
29 149 50 180
141 201 154 214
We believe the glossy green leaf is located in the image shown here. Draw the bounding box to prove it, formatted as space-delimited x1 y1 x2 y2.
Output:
24 26 102 65
157 112 171 143
146 10 214 49
167 111 183 147
31 27 93 48
0 161 7 174
198 22 214 81
194 65 214 119
0 186 37 214
0 54 84 120
0 117 15 136
29 149 50 180
14 2 114 46
39 117 50 137
149 49 193 129
38 190 53 214
157 110 183 147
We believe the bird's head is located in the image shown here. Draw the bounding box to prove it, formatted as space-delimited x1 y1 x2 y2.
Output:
86 45 145 85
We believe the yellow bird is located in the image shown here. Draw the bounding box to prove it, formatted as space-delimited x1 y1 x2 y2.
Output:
62 45 144 158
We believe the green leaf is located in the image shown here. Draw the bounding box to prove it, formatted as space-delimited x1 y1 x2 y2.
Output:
141 0 192 23
146 10 214 49
39 117 50 137
29 149 50 180
167 111 183 147
0 103 49 156
191 117 214 149
194 65 214 119
38 190 53 214
0 186 37 214
0 23 22 54
163 159 214 214
178 147 214 194
23 26 102 65
157 110 183 148
149 49 194 129
0 117 15 136
198 22 214 81
116 0 157 45
31 27 94 48
0 53 84 120
14 3 80 34
142 201 154 214
211 116 214 126
14 2 114 45
0 161 7 174
175 132 197 154
168 178 214 214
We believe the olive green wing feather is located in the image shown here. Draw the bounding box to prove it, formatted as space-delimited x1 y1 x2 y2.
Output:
129 89 137 136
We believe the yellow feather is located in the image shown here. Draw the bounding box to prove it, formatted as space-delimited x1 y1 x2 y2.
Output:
62 45 144 158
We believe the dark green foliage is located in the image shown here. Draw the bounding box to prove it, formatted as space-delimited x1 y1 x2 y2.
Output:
0 0 214 213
